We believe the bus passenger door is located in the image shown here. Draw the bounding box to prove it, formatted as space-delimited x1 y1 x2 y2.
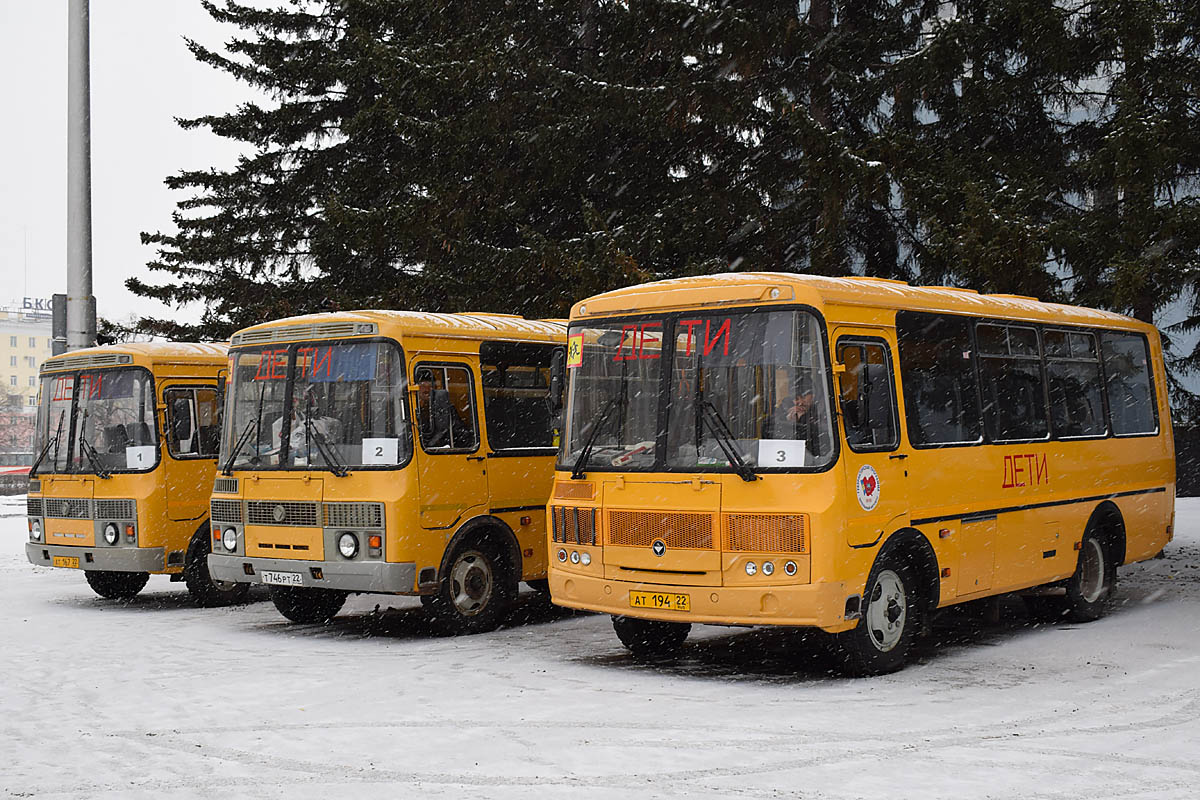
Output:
162 384 222 522
834 333 909 548
412 361 488 529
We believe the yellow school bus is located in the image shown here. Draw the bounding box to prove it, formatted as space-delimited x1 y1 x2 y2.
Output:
206 311 566 632
25 342 246 605
548 273 1174 674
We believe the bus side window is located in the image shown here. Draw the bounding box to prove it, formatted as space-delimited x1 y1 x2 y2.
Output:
480 341 558 451
194 387 222 456
1045 330 1105 438
837 340 898 451
896 311 982 446
976 323 1049 442
1101 331 1157 435
414 364 479 452
165 389 198 457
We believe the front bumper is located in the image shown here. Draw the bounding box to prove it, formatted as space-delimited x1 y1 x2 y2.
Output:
26 542 166 573
549 570 854 632
208 553 417 594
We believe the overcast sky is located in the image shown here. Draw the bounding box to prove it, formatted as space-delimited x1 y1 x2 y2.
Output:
0 1 259 327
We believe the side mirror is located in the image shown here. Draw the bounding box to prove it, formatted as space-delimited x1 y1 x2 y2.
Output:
548 348 566 415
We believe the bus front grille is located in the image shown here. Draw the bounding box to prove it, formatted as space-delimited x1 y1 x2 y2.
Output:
724 513 809 554
247 501 320 527
324 502 384 529
94 499 136 520
27 497 43 517
606 511 714 550
550 506 597 545
211 499 244 524
44 498 91 519
213 477 239 494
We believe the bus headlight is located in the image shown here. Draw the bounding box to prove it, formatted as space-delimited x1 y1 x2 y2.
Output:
222 528 238 553
762 561 775 576
103 523 120 545
338 532 359 559
745 561 758 576
580 552 591 566
30 520 42 541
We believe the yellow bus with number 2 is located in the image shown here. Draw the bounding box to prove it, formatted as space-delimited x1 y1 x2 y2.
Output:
548 273 1174 674
206 311 566 632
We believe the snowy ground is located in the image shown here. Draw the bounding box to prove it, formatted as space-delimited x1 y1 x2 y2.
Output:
3 496 1199 799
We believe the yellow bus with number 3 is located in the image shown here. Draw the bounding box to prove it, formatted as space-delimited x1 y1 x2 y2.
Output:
548 273 1174 674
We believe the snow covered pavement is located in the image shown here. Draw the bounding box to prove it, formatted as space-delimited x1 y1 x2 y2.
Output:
3 494 1198 799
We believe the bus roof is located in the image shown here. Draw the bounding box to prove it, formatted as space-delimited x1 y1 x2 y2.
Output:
40 342 228 373
571 273 1153 332
230 311 566 347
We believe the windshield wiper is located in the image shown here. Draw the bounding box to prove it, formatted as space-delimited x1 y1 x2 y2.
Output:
304 393 348 477
221 419 256 476
78 434 111 479
30 410 65 477
222 384 267 475
570 395 623 480
699 401 758 482
34 410 68 477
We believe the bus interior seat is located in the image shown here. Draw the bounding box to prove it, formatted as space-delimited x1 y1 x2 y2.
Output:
103 424 130 453
126 423 154 446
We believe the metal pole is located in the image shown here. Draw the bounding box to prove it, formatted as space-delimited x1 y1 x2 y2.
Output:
67 0 95 351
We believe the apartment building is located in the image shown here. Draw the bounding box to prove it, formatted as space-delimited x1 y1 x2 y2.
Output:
0 302 53 409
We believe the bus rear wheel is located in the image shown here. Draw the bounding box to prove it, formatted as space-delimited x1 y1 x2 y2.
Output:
184 533 250 607
833 555 917 676
427 541 517 635
612 615 690 661
269 585 347 624
85 570 149 600
1029 533 1116 623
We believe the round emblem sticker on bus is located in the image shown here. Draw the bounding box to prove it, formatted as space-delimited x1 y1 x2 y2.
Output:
272 504 287 523
856 465 881 511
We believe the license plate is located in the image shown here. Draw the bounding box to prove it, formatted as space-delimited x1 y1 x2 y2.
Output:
52 555 80 569
260 570 303 587
629 590 690 612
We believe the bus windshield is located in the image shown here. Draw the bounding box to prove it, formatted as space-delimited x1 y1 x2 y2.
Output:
222 340 410 472
33 368 159 475
561 309 835 473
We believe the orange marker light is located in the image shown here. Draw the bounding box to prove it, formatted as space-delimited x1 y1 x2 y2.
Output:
368 534 382 548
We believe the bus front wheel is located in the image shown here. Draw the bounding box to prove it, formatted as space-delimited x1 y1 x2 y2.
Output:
269 585 347 624
833 555 917 676
184 533 250 607
85 570 149 600
612 615 690 660
427 541 517 635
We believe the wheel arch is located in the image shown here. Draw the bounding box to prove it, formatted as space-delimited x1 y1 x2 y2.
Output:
185 518 213 566
875 527 941 615
1086 501 1127 566
438 514 522 582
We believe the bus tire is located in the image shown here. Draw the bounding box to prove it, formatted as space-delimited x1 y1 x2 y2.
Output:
427 539 516 635
184 530 250 607
833 554 917 676
612 615 690 660
85 570 149 600
269 585 347 624
1062 533 1116 622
